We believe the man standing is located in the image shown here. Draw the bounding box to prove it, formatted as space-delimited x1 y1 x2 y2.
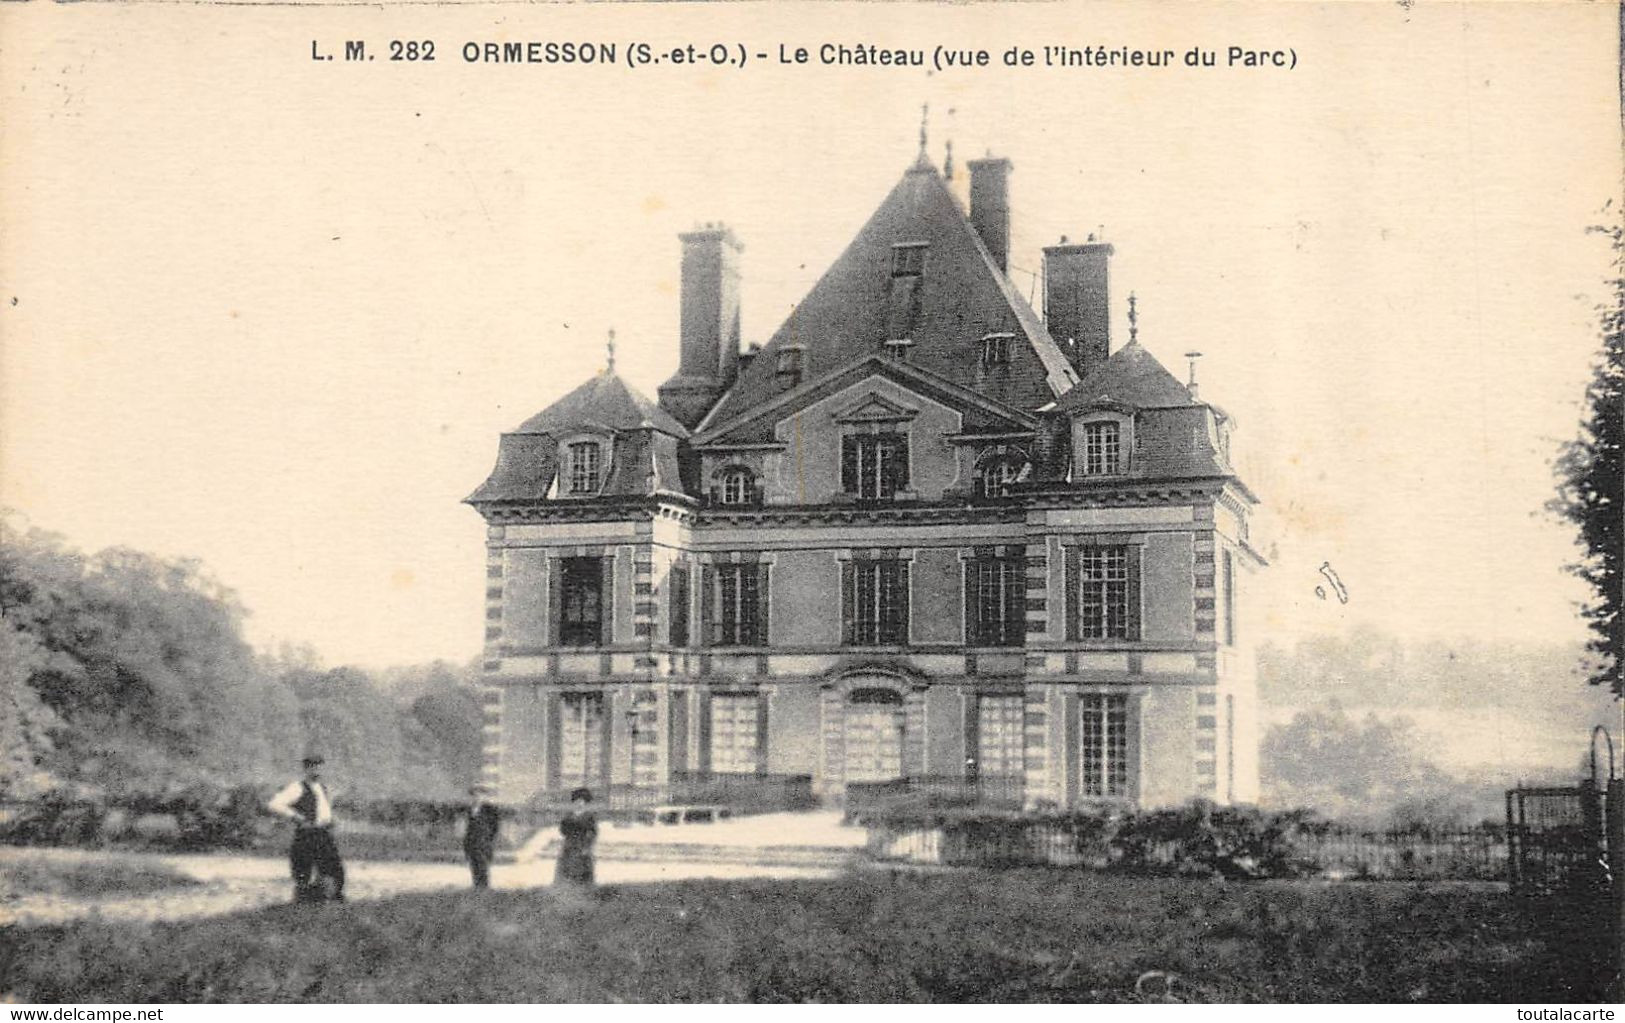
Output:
267 754 346 903
462 784 500 889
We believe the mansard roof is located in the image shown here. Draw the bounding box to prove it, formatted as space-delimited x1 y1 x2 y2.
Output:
696 161 1078 431
465 370 687 505
1051 339 1195 412
515 370 688 438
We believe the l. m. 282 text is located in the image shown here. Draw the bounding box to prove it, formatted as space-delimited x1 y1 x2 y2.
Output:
310 40 436 62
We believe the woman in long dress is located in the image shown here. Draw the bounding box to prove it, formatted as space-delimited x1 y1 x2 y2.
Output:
555 786 598 887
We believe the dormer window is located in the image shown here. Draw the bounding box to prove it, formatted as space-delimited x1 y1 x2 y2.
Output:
776 345 805 389
884 338 914 362
978 457 1028 498
1082 422 1121 476
890 243 927 278
567 441 601 494
718 467 757 507
981 333 1013 369
974 445 1031 498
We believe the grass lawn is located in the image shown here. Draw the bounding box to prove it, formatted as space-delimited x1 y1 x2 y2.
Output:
0 871 1608 1003
1 850 203 899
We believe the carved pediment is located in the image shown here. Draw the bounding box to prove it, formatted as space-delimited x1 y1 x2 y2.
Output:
832 391 921 425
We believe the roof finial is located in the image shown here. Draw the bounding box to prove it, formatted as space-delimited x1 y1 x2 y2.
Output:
1127 292 1139 345
943 107 957 181
1184 350 1203 400
606 328 616 373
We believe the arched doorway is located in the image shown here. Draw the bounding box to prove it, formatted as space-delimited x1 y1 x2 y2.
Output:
844 687 905 783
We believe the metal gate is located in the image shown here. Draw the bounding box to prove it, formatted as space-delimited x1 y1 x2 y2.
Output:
1506 784 1609 895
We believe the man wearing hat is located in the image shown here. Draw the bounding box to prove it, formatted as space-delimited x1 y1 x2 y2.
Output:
461 783 501 889
267 754 346 903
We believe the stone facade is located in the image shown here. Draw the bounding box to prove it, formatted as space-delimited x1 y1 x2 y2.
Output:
467 148 1264 810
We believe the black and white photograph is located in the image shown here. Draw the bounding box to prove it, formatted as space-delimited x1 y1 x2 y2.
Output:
0 0 1621 1007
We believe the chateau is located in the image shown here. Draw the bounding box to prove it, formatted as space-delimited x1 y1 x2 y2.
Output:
467 142 1264 810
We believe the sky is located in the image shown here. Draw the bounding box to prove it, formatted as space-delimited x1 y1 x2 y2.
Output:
1 0 1619 674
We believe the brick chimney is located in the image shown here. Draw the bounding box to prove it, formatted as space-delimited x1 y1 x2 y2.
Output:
966 156 1013 271
1043 237 1113 379
659 224 743 430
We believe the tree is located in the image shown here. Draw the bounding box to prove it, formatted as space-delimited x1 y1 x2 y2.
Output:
1552 205 1624 697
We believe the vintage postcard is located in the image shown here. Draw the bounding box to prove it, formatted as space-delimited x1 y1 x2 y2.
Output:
1 0 1621 1008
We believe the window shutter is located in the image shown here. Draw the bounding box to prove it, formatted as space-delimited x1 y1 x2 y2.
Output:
1125 545 1143 641
548 560 565 646
964 693 980 780
841 435 859 493
755 564 772 647
668 690 689 775
755 692 770 775
892 436 910 491
669 565 689 647
696 689 712 775
893 563 911 645
963 562 976 647
599 556 615 646
700 566 717 648
599 696 615 789
840 562 855 645
545 690 562 790
1064 546 1080 642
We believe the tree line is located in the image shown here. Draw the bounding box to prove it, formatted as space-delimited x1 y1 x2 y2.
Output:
0 515 481 802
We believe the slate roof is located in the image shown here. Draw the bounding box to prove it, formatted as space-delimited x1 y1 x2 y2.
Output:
1051 339 1195 411
465 370 688 504
515 371 689 438
696 161 1078 431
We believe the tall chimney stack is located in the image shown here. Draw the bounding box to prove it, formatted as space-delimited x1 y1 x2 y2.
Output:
1043 236 1114 379
658 224 743 429
966 156 1013 271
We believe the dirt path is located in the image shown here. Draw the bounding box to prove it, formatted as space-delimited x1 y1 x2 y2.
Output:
1 846 840 928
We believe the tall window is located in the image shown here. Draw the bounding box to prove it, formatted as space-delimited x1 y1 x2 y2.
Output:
567 441 601 494
1222 549 1236 645
976 694 1025 779
709 693 760 774
1082 422 1121 476
668 564 690 647
718 468 756 507
891 243 927 277
1080 694 1129 797
558 557 603 647
968 558 1025 647
558 693 606 790
709 563 765 647
842 433 909 500
1080 546 1130 639
846 560 909 646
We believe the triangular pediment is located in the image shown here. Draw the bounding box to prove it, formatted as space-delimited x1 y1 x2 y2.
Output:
833 392 919 424
692 355 1034 448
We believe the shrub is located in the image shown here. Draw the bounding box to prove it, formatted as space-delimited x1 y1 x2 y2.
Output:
865 801 1324 879
0 791 108 846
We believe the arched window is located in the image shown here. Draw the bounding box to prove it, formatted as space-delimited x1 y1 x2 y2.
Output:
975 448 1030 498
718 467 757 507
